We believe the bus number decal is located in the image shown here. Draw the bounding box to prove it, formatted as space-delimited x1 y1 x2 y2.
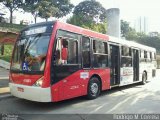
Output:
80 72 89 79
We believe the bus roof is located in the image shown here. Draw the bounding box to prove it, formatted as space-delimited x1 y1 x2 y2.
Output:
23 21 54 30
55 21 109 41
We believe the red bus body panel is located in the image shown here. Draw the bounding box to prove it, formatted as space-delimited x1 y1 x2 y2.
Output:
51 69 110 102
10 73 42 86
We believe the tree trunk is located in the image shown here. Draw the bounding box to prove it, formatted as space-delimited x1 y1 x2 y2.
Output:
10 9 13 24
1 44 4 56
46 18 48 22
34 16 37 23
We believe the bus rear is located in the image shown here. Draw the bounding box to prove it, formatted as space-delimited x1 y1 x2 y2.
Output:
9 22 54 102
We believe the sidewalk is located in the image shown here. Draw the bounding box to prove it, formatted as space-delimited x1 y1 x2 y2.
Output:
0 67 10 95
0 67 9 79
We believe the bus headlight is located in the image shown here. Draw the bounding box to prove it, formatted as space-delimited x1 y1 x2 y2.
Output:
33 76 44 87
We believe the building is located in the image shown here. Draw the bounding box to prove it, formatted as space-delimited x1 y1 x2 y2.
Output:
149 32 159 37
134 16 149 34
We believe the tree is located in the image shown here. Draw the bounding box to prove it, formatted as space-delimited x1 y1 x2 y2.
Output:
121 20 137 38
121 20 141 41
23 0 41 23
52 0 74 18
67 14 92 27
23 0 73 23
67 0 107 33
83 22 107 34
121 20 130 37
73 0 107 23
67 14 107 34
0 0 23 23
125 28 138 40
38 0 58 21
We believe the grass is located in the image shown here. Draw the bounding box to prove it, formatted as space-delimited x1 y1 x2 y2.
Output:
0 23 26 32
0 45 13 62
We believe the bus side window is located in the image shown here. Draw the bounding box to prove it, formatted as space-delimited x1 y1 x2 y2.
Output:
121 46 132 67
93 40 108 68
82 36 90 68
55 38 78 65
55 38 62 65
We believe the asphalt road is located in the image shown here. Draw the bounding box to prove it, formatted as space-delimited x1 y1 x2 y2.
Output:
0 69 160 119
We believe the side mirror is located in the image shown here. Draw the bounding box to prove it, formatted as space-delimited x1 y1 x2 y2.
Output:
61 48 68 60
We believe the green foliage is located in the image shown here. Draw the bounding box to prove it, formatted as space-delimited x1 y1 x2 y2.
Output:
23 0 41 23
67 14 107 34
125 29 138 40
121 20 136 39
67 0 107 34
73 0 107 22
0 45 13 62
82 22 107 34
23 0 73 23
67 14 92 26
3 45 13 56
0 22 26 32
0 0 23 23
0 55 11 62
52 0 74 18
37 0 58 21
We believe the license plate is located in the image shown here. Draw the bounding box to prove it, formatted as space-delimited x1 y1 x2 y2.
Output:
17 87 24 92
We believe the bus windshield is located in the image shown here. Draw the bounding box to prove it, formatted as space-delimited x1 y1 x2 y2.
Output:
11 24 53 73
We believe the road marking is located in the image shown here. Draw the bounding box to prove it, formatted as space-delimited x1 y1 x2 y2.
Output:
90 103 108 113
0 77 9 80
0 87 10 94
106 96 132 113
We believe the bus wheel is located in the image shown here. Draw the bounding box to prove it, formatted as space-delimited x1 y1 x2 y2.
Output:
87 77 100 99
141 72 147 85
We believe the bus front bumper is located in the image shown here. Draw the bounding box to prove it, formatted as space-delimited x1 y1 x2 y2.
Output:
9 83 51 102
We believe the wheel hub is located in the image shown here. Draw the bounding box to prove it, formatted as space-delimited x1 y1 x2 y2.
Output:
91 83 98 95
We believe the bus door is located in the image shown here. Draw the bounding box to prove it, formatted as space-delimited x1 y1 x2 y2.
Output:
133 49 139 81
109 44 120 86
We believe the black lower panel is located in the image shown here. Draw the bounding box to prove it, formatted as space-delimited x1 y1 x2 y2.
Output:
51 65 80 84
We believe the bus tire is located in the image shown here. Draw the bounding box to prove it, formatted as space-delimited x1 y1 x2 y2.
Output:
87 77 101 99
141 72 147 85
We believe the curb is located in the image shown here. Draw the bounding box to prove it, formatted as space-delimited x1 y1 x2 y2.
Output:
0 87 10 94
0 77 9 80
0 94 13 100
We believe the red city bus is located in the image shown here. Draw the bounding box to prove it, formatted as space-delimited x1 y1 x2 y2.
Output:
9 21 156 102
